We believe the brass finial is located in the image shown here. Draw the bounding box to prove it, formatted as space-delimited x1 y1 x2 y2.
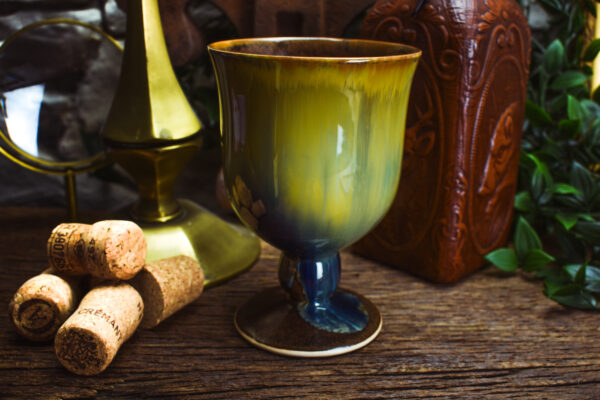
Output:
103 0 201 145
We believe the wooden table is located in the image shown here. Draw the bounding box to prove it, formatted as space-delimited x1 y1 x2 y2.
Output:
1 206 599 399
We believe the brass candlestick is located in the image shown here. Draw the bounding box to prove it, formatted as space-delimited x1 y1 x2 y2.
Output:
102 0 260 286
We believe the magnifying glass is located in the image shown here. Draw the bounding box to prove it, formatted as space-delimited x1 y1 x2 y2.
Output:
0 19 123 220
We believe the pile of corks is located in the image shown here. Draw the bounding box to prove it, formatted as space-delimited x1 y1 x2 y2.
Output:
8 220 205 376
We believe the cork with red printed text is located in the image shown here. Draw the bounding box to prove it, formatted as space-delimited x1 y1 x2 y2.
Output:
47 221 147 280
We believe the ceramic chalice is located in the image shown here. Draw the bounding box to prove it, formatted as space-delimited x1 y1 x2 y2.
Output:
208 37 420 357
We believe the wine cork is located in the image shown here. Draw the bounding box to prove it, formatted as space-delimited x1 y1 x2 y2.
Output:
132 255 204 328
47 224 88 275
47 221 147 280
55 282 143 376
83 221 147 280
8 268 84 342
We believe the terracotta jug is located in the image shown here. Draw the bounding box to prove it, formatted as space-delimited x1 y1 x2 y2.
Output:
354 0 531 282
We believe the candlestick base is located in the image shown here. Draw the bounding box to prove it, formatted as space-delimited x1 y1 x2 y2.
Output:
140 199 260 288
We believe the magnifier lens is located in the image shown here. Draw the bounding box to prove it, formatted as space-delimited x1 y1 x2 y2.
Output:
0 21 121 169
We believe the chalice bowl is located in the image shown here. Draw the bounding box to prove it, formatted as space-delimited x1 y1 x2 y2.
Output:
209 37 420 357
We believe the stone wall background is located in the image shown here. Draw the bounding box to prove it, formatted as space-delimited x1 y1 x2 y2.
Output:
0 0 227 213
0 0 126 45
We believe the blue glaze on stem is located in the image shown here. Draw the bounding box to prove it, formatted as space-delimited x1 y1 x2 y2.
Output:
279 252 368 333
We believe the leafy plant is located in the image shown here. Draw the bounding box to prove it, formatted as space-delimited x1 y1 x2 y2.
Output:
485 0 600 310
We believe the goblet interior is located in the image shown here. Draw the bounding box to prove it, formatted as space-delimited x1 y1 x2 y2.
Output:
209 37 420 357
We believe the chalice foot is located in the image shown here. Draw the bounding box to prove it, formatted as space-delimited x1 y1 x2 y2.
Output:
234 253 382 357
235 287 381 357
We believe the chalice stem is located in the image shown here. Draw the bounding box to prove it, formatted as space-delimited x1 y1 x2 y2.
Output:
279 253 368 333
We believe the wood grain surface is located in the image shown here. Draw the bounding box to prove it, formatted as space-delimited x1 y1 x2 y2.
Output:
1 206 599 399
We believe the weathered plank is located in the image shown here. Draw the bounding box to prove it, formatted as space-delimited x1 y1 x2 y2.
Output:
1 207 599 399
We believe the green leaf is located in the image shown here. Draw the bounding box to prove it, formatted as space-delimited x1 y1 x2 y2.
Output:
564 264 582 281
581 99 600 118
544 39 565 74
539 266 568 285
485 248 519 272
570 161 594 201
579 214 595 222
551 183 581 195
565 263 588 285
526 101 553 127
585 265 600 281
526 154 552 182
575 263 588 284
583 39 600 62
514 217 542 260
558 119 582 137
555 227 587 261
585 266 600 293
590 121 600 145
555 193 586 209
523 249 555 272
538 190 553 206
548 282 581 296
567 95 585 121
544 280 563 297
551 292 598 310
568 5 586 36
549 93 568 114
531 168 545 199
514 191 535 212
548 276 598 309
573 220 600 245
550 71 590 90
555 214 579 230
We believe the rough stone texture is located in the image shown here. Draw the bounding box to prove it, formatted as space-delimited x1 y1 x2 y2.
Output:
102 0 126 38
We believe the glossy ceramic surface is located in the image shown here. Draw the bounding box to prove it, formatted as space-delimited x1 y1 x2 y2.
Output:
210 38 419 257
209 37 419 356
